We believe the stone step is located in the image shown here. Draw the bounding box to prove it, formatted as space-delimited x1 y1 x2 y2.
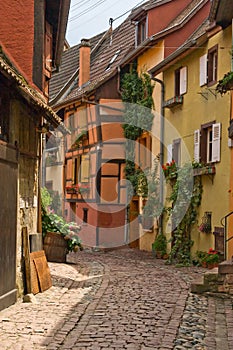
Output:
191 276 209 293
218 260 233 274
191 268 219 294
203 267 219 283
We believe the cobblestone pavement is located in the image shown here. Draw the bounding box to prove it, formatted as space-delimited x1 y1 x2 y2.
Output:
0 247 233 349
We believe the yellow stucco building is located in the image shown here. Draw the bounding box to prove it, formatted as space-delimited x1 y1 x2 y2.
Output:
150 21 232 258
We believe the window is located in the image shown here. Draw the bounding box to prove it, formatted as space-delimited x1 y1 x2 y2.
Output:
77 109 88 132
199 46 218 87
136 17 147 46
137 133 151 170
172 139 181 165
175 67 187 96
83 208 88 223
207 45 218 85
194 122 221 163
167 139 181 166
73 154 90 184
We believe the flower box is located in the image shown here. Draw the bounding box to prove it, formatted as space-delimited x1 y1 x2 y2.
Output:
163 95 183 108
193 166 216 176
66 188 77 194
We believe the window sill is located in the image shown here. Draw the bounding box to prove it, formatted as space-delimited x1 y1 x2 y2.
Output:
163 95 183 109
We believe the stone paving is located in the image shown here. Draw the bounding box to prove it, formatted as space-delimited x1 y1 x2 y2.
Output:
0 247 233 349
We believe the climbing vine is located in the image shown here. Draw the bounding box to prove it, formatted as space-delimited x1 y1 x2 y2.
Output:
121 69 154 195
165 163 203 265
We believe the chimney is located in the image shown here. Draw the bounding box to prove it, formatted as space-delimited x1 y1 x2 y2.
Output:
79 38 91 87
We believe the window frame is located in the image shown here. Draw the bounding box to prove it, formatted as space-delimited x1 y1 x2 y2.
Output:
194 121 221 164
167 139 181 166
207 45 218 86
135 16 148 47
174 66 187 96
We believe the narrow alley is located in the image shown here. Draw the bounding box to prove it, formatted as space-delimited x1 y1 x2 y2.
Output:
0 248 232 350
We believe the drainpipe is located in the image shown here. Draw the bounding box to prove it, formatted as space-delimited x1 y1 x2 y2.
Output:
150 75 165 234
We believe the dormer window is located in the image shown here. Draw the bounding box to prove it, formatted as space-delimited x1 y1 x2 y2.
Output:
136 16 147 47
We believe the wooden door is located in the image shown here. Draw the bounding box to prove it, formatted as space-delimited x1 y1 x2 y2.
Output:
0 144 18 311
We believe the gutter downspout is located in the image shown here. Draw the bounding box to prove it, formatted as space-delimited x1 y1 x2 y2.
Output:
150 75 165 234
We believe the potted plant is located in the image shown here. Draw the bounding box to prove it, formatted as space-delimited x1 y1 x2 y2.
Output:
41 188 83 262
152 233 167 259
201 248 219 269
162 160 177 180
195 250 209 267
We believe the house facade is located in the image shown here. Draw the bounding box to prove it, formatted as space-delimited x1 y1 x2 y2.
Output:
0 1 70 310
149 3 233 258
49 0 212 252
121 0 211 251
50 18 135 249
209 0 233 258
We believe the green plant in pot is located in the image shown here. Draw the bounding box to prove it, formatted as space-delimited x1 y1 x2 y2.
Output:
41 187 83 253
152 233 167 259
203 248 219 268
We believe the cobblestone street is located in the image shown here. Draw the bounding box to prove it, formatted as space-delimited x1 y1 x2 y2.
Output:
0 248 233 349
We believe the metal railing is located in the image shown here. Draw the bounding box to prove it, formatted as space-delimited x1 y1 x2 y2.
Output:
221 211 233 260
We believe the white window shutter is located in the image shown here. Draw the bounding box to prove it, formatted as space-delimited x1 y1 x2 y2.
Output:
167 144 172 163
194 129 200 162
200 54 207 86
212 123 221 162
180 66 187 95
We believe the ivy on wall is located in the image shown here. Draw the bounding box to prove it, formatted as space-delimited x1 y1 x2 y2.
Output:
121 69 154 195
165 163 203 265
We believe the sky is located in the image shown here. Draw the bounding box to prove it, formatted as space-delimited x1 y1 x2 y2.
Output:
66 0 148 47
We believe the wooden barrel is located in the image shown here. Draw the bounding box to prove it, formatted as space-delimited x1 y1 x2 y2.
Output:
43 232 68 263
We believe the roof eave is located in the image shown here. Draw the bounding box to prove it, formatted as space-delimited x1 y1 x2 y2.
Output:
209 0 233 28
149 25 221 76
54 0 71 68
0 56 69 134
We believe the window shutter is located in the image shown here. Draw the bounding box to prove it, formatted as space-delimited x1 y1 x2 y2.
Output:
167 144 172 163
180 66 187 95
212 123 221 162
81 154 90 182
194 129 200 162
173 139 181 165
200 54 207 86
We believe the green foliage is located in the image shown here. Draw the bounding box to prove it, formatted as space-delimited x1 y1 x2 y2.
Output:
166 163 203 265
41 187 82 252
121 70 154 140
216 71 233 95
41 187 62 216
195 250 208 265
152 234 167 256
121 69 154 195
204 252 219 264
142 157 164 221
